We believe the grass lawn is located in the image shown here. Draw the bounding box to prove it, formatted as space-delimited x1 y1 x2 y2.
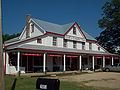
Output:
5 75 96 90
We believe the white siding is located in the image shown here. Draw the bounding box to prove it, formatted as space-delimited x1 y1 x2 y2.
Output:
57 37 63 47
30 23 43 37
46 36 52 46
68 41 73 48
85 42 89 50
77 42 82 49
92 43 98 51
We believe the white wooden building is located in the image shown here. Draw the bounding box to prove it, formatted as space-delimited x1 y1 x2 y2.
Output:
3 15 120 74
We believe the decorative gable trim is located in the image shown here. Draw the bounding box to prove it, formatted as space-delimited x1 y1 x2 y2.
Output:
64 22 86 39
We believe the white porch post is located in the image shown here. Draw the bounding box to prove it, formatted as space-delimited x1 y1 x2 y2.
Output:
43 53 46 73
6 52 9 74
103 56 105 67
6 52 9 65
92 56 95 71
79 55 82 70
63 54 66 72
17 51 20 72
112 57 114 65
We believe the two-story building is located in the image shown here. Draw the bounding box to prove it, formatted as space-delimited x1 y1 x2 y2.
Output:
4 15 120 74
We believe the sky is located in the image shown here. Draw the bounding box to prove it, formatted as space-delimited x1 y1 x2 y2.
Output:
2 0 107 38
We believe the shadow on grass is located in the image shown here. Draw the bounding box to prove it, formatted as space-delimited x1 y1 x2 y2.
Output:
11 78 17 90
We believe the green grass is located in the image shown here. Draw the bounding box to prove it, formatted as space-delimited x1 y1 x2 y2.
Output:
5 75 97 90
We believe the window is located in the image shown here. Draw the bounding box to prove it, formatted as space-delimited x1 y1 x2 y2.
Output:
53 37 57 46
82 42 85 50
73 26 76 35
73 41 77 48
31 24 34 33
89 43 92 50
37 38 42 43
98 47 100 51
63 39 67 47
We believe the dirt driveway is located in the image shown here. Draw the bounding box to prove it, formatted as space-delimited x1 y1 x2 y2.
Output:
57 72 120 90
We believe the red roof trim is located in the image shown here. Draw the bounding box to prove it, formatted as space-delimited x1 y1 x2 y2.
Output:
5 33 47 48
86 40 97 43
64 22 75 35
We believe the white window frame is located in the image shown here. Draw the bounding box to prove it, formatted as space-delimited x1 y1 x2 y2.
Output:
37 38 42 44
73 41 77 48
63 39 67 47
53 37 57 46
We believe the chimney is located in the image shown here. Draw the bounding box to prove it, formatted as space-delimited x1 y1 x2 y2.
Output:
26 14 31 38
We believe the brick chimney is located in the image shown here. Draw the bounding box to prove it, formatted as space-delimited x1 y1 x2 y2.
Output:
26 14 31 38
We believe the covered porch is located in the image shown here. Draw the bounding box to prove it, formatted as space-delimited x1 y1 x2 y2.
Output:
4 49 120 74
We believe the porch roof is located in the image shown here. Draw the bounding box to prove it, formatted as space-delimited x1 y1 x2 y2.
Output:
6 44 118 56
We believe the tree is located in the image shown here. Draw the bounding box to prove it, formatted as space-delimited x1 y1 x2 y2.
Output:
97 0 120 54
2 33 21 42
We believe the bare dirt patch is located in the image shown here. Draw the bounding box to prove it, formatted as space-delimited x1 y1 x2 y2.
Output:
56 72 120 90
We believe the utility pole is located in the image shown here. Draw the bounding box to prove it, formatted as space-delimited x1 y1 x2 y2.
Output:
0 0 5 89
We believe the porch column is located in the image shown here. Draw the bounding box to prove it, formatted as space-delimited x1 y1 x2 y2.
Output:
79 55 82 70
6 52 9 74
112 57 114 65
92 56 95 71
6 52 9 65
103 56 105 67
17 51 20 72
63 54 66 72
43 53 46 73
3 52 5 74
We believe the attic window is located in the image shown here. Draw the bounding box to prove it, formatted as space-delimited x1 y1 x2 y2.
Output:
89 43 92 50
82 42 85 50
37 38 42 44
73 26 76 35
73 41 77 48
98 47 100 51
31 24 34 33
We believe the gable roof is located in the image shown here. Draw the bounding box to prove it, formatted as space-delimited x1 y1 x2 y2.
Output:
32 18 96 41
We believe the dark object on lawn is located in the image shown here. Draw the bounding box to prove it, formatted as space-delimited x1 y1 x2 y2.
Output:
36 78 60 90
11 78 17 90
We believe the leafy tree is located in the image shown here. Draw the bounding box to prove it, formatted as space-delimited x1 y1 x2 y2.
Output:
2 33 21 42
97 0 120 54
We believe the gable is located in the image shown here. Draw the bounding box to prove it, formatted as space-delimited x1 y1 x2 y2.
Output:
19 19 44 40
64 23 86 42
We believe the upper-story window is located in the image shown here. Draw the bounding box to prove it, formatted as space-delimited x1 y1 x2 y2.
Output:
98 47 100 51
89 43 92 50
73 26 76 35
53 37 57 46
37 38 42 44
31 24 34 33
82 42 85 50
63 39 67 47
73 41 77 48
